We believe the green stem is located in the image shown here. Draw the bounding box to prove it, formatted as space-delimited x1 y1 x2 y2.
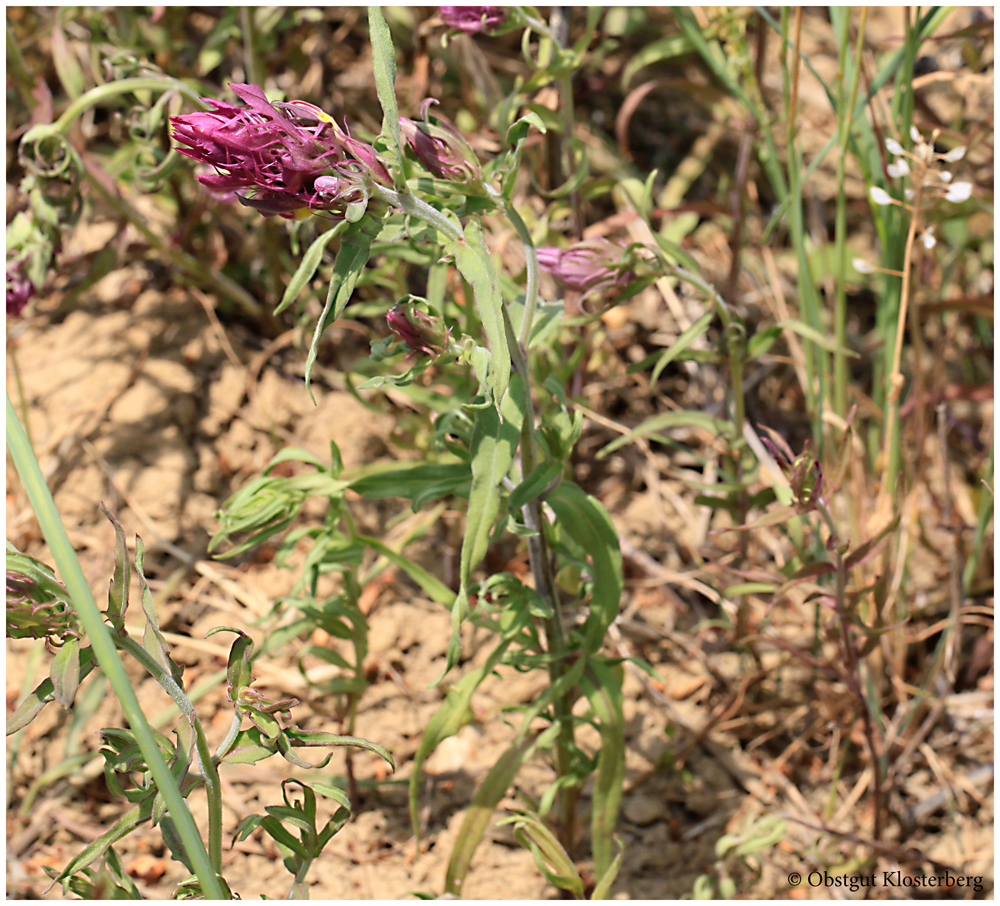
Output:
505 201 541 352
370 183 464 242
113 634 224 872
5 395 227 899
833 8 867 419
49 77 206 136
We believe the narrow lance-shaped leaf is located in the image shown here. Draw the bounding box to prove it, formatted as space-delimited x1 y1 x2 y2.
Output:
135 537 182 682
583 660 626 883
273 223 346 316
446 218 511 410
367 5 405 186
546 481 624 654
304 212 383 401
100 504 129 631
439 386 522 680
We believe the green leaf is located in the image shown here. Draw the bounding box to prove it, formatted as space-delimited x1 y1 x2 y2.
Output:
46 799 153 894
622 34 694 89
446 219 511 410
355 534 454 607
368 6 404 186
597 411 730 459
283 727 395 771
649 310 714 384
51 21 84 100
100 505 130 632
442 390 523 678
220 728 277 765
545 482 623 654
350 462 471 508
7 646 98 734
583 661 626 882
304 213 382 401
507 460 563 515
273 224 345 316
135 537 181 681
206 627 254 703
777 319 860 357
499 810 584 898
50 637 81 708
444 729 554 896
591 835 625 900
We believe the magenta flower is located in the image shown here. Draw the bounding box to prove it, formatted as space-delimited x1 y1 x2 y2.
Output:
536 240 635 295
399 99 482 185
171 84 391 220
438 6 507 34
386 304 452 358
6 260 35 316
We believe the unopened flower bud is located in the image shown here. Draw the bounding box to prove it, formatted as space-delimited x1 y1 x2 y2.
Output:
942 146 966 163
852 258 875 274
6 260 35 317
536 240 636 295
885 138 905 156
944 181 973 203
868 186 893 206
386 302 452 358
400 100 483 186
887 158 910 178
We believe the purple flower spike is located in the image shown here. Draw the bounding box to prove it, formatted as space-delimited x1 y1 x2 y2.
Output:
439 6 507 34
536 240 635 295
171 84 390 221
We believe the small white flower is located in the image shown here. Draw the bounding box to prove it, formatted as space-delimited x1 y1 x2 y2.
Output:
940 171 953 183
905 188 915 200
910 125 922 143
869 186 894 206
887 158 910 178
921 227 936 250
853 258 875 274
945 181 973 203
942 146 966 162
886 138 905 156
916 142 934 161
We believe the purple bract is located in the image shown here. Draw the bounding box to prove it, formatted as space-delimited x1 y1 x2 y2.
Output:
536 240 635 295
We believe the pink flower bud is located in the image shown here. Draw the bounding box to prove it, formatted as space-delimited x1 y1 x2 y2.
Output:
386 303 452 358
400 99 482 185
536 240 635 295
438 6 507 34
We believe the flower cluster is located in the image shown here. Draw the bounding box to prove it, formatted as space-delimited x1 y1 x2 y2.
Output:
856 127 974 274
438 6 507 34
399 99 483 187
869 127 973 219
536 240 637 296
170 83 391 221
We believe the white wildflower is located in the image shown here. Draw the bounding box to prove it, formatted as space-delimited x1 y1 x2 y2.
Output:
869 186 894 206
910 125 922 143
942 146 966 163
941 171 953 183
921 227 936 250
888 158 910 178
886 138 905 156
852 258 875 274
905 188 915 201
945 181 973 203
